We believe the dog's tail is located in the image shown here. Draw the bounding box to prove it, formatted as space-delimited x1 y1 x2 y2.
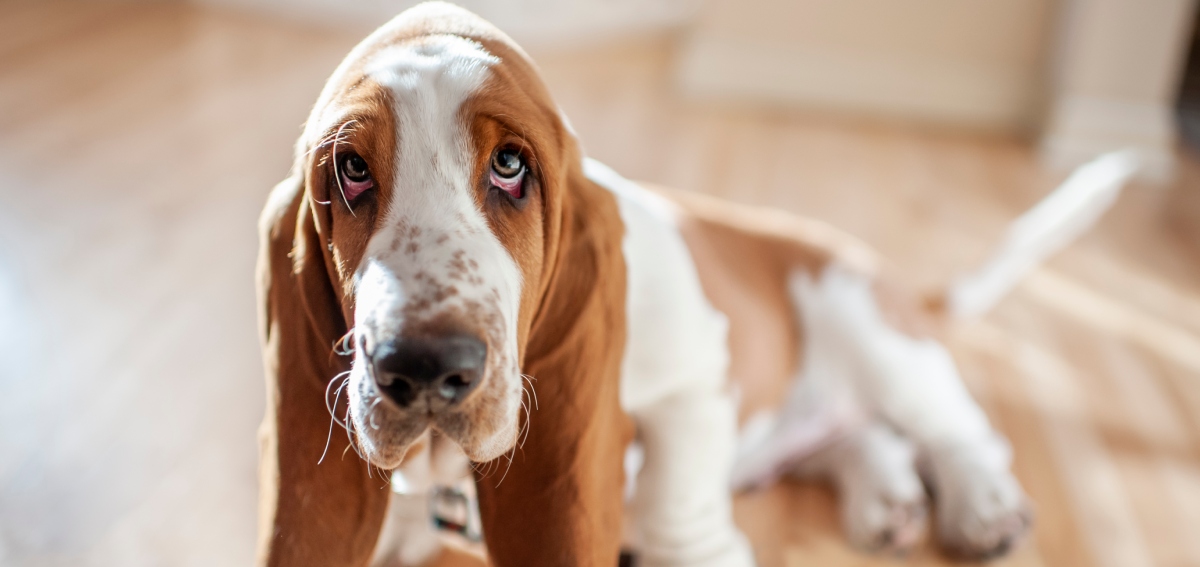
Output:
938 149 1142 319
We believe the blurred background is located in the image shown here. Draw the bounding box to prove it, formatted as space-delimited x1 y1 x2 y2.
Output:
1 0 1199 565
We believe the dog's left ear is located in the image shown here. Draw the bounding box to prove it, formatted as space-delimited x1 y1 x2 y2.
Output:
474 162 634 566
254 168 389 566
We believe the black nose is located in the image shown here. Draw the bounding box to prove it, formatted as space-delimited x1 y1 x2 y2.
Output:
371 334 487 406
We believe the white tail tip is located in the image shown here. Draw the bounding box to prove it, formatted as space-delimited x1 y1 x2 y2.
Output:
945 149 1143 318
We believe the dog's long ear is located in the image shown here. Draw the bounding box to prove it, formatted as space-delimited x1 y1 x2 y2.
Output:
255 169 389 566
475 162 634 565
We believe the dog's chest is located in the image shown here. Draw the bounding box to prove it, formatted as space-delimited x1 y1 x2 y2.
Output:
583 159 730 413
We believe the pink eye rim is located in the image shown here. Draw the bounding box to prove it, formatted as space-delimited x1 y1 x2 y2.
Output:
489 148 526 199
489 167 525 199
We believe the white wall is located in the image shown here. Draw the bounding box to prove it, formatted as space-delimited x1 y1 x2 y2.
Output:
191 0 1198 177
675 0 1057 133
1040 0 1198 179
188 0 700 49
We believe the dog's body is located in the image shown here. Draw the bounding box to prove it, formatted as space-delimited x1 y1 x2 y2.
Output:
580 161 1030 561
256 4 1139 566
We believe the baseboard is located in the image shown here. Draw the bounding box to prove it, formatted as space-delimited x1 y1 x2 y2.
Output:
1038 95 1178 183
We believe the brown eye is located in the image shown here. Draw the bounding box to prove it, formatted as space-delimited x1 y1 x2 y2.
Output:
337 153 373 200
340 153 371 183
491 149 524 179
489 148 526 199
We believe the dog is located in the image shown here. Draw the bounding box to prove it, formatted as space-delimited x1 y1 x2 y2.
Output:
255 3 1140 565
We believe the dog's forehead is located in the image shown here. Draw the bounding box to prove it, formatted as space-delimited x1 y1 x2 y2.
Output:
305 4 541 142
365 35 499 95
306 37 497 144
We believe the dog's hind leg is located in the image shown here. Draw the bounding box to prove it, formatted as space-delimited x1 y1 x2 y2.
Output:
919 431 1032 559
787 269 1032 557
849 312 1031 559
788 266 1032 559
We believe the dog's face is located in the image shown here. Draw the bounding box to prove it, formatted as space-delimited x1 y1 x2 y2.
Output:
297 7 570 466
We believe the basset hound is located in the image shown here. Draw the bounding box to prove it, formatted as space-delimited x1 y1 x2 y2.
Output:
256 3 1140 565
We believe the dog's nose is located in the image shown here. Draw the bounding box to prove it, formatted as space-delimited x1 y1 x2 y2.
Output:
372 334 486 406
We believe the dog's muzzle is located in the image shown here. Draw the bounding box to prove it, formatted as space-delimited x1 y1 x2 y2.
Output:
369 333 487 407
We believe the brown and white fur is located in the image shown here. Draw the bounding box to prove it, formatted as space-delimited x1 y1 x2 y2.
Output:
255 3 1141 566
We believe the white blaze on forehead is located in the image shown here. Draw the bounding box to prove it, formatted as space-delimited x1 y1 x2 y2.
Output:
366 35 499 220
367 35 499 92
353 34 520 346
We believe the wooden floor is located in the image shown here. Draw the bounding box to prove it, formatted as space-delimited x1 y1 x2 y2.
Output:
2 2 1199 566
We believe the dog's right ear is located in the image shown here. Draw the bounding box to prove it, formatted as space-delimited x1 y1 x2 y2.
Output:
254 169 389 566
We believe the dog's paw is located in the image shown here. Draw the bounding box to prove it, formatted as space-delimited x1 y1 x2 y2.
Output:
812 424 928 555
936 481 1032 560
928 442 1033 559
840 465 928 555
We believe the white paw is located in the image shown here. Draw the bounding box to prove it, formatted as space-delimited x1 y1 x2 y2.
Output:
927 442 1033 559
635 532 757 567
842 482 928 555
809 424 929 555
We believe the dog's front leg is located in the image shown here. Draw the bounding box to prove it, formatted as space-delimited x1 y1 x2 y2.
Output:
630 388 756 567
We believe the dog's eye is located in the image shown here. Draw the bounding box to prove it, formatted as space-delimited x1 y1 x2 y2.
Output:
340 153 370 182
492 149 523 178
489 149 525 199
338 153 374 200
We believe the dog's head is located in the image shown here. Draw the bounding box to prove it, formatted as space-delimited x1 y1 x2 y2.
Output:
289 3 577 466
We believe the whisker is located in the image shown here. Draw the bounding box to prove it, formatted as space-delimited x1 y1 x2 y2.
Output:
495 448 516 487
306 130 351 159
519 416 531 451
318 372 352 464
307 129 355 207
494 413 527 488
318 422 336 465
367 396 384 430
484 455 499 479
332 328 357 357
344 404 359 454
330 120 359 217
522 373 539 411
517 390 532 450
343 403 372 476
324 371 352 430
